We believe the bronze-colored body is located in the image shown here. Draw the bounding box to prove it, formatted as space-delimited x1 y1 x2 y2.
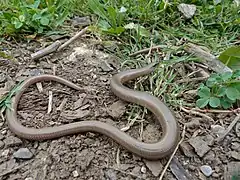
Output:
6 64 179 160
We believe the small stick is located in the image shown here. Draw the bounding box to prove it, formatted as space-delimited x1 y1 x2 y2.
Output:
56 98 68 112
116 148 120 167
31 40 62 60
0 161 32 177
215 113 240 143
176 77 207 83
191 107 240 114
0 107 6 122
36 82 43 93
159 125 186 180
129 45 162 57
53 64 56 76
47 91 53 114
58 26 88 51
180 107 214 121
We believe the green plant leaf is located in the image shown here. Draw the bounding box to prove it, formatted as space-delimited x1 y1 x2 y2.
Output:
88 0 108 21
209 97 220 107
107 6 117 28
197 86 211 98
221 71 232 81
226 87 239 101
18 15 25 22
40 16 49 26
196 97 209 108
218 46 240 71
32 13 42 21
217 87 226 97
105 27 125 35
220 98 232 109
14 21 23 29
233 70 240 78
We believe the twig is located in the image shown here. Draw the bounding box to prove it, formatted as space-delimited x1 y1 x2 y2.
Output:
47 91 53 114
116 148 120 167
0 107 6 122
191 107 240 114
215 113 240 143
36 82 43 93
159 125 186 180
56 98 68 112
58 26 88 51
184 43 232 73
180 107 214 121
129 45 162 57
176 77 207 83
31 40 62 60
0 161 32 177
53 64 57 76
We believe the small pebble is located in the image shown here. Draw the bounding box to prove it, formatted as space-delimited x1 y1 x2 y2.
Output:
13 148 33 159
230 151 240 160
2 149 10 156
0 140 4 149
211 125 225 136
141 166 146 173
1 130 7 135
92 74 97 79
25 178 34 180
72 170 79 177
200 165 213 177
231 142 240 151
188 165 196 171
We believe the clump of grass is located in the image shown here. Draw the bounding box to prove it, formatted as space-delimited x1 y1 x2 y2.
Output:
0 81 23 112
0 0 72 37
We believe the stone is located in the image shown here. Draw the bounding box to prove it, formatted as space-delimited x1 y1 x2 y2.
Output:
13 148 33 159
179 141 195 157
0 140 4 149
230 151 240 161
72 170 79 178
141 166 146 173
144 160 163 177
231 142 240 151
188 136 211 157
107 100 126 119
177 3 196 19
211 125 225 136
200 165 213 177
4 136 22 147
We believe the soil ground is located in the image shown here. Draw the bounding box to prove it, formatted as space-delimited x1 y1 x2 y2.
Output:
0 36 239 180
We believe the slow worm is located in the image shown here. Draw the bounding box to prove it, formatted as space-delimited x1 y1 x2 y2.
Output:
6 63 179 160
